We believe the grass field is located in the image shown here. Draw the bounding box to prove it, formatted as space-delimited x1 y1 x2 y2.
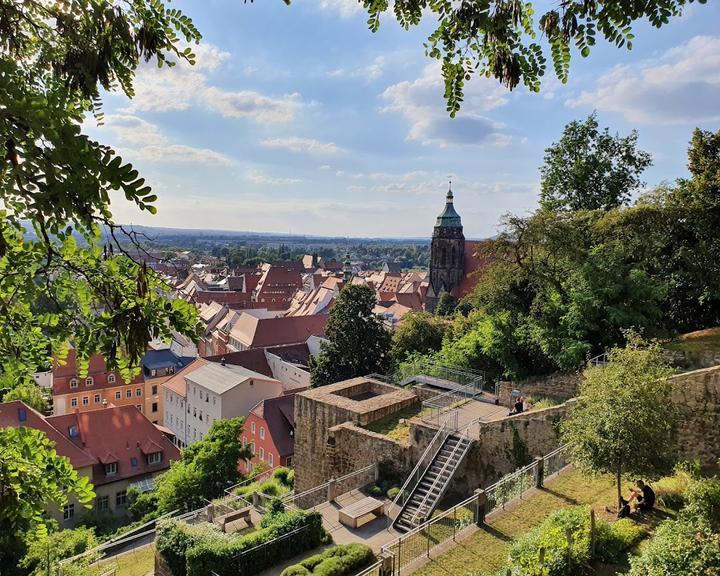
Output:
364 404 425 443
98 545 155 576
412 468 668 576
664 327 720 353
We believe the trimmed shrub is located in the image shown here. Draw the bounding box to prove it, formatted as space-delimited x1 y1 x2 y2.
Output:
508 506 592 576
368 484 382 496
273 467 293 487
595 518 647 564
157 510 325 576
281 543 374 576
387 487 400 500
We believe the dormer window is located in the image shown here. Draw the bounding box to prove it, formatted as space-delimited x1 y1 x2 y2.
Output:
69 378 78 389
147 452 162 465
108 374 116 384
18 408 26 422
85 377 93 387
68 425 79 438
105 462 118 476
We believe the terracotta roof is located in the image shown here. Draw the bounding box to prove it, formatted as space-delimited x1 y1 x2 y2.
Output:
228 314 326 349
393 292 424 311
205 349 272 378
0 401 96 469
47 404 180 486
52 349 143 396
162 358 209 397
454 239 495 299
249 394 296 457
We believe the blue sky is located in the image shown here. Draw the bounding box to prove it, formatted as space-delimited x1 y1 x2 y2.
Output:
86 1 720 239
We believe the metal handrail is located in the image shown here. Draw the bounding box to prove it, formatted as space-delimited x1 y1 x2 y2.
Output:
386 423 449 525
407 429 472 526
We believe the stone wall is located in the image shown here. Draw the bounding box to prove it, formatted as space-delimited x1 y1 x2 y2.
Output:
670 365 720 467
497 373 582 407
449 402 571 497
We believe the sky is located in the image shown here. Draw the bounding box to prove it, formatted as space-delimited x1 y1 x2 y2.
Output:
85 0 720 239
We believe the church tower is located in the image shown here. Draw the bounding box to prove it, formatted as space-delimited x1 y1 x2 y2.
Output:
427 185 465 311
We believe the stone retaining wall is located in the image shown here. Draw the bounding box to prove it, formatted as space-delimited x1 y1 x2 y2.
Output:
497 373 582 406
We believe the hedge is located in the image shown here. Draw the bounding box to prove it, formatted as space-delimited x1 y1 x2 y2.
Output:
157 510 326 576
280 543 375 576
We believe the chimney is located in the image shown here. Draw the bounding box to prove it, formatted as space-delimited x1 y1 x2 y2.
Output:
221 357 226 366
102 399 108 408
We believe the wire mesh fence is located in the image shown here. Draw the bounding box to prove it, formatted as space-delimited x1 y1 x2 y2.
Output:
353 559 384 576
283 463 377 510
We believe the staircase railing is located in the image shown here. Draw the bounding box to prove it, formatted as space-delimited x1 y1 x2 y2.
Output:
386 422 449 527
407 429 472 527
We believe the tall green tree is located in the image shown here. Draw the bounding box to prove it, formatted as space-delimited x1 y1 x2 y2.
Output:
391 312 448 364
0 427 95 573
0 0 203 385
562 336 677 509
361 1 705 114
310 285 392 387
155 417 251 513
540 113 652 211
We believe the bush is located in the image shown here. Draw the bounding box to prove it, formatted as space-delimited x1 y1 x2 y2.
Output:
157 510 326 576
653 466 695 510
287 469 295 486
595 518 647 564
273 467 293 487
387 487 400 500
368 484 382 496
281 543 374 576
127 487 160 522
628 517 720 576
682 476 720 528
508 506 592 576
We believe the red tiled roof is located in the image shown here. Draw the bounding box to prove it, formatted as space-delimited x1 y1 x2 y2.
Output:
229 314 327 349
205 348 272 377
52 349 142 396
47 404 181 486
454 240 495 299
249 394 296 457
0 401 96 469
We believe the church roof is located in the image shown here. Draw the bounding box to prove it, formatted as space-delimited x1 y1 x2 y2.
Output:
435 188 462 228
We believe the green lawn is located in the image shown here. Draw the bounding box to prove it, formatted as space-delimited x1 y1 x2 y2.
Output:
413 469 655 576
663 327 720 354
97 545 155 576
364 404 426 444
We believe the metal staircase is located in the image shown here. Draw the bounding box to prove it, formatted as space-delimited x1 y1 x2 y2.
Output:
393 433 472 533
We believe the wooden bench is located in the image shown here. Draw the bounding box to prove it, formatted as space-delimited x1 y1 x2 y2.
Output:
215 506 252 532
338 497 385 529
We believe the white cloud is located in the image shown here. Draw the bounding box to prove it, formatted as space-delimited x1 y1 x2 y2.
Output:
246 169 301 185
382 62 512 147
261 137 343 156
567 35 720 124
318 165 332 171
318 0 363 18
97 114 231 165
203 88 301 123
124 42 303 123
328 56 386 82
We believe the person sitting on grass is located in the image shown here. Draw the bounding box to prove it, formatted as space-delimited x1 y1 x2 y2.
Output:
633 480 655 512
508 396 524 416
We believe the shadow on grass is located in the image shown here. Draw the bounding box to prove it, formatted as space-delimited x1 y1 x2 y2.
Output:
538 487 580 506
477 523 513 543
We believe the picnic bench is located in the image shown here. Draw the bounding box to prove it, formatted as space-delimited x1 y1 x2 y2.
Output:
338 496 385 529
215 506 252 532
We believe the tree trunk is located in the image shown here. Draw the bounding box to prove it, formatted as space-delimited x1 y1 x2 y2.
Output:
616 463 622 511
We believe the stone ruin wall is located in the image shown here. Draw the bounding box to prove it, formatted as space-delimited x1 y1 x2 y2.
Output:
497 373 582 406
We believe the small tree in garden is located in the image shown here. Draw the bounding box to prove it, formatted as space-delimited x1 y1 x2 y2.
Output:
562 334 677 509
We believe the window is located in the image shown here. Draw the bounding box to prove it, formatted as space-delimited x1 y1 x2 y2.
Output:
152 402 158 413
85 377 93 387
147 452 162 465
94 394 101 404
82 396 89 406
135 388 142 397
126 388 132 398
268 453 274 467
105 462 117 476
250 442 255 455
115 490 127 507
199 410 203 422
18 408 26 422
96 496 109 511
63 503 74 520
150 369 157 377
130 457 138 467
69 378 78 389
251 422 256 434
260 427 265 440
193 407 197 418
286 456 292 467
206 394 209 403
242 437 247 447
108 373 115 384
213 396 216 405
199 390 203 400
152 385 158 395
71 398 78 408
68 425 79 438
259 447 265 460
136 405 142 412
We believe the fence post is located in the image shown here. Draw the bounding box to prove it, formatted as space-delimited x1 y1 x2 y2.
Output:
252 491 260 510
327 478 336 503
380 551 394 576
453 507 457 541
474 489 486 526
536 457 544 489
